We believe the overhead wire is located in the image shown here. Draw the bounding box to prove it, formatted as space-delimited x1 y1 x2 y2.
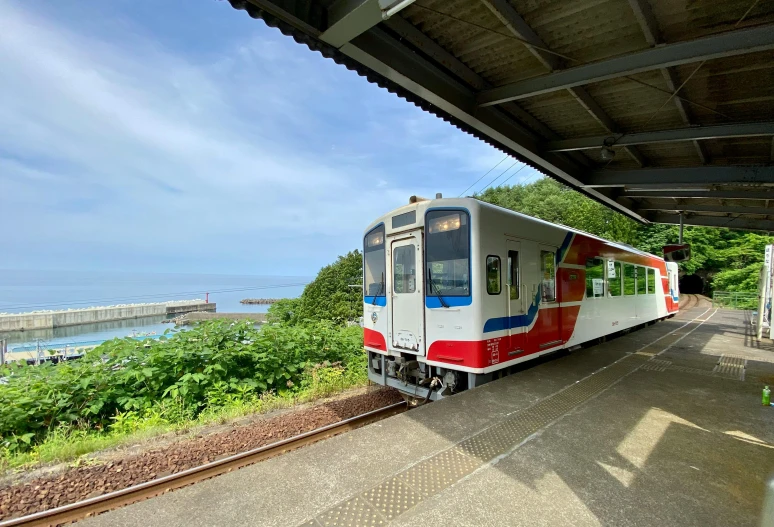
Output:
413 1 754 130
409 4 577 62
608 0 761 148
457 154 509 197
471 160 518 195
491 163 528 190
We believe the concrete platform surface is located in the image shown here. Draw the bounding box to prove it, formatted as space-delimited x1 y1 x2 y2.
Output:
81 308 774 527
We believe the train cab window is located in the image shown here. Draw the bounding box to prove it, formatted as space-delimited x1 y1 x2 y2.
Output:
585 258 605 298
393 245 416 294
425 210 470 297
541 250 556 302
636 267 647 295
647 268 656 294
608 261 622 297
364 225 386 299
507 251 519 300
624 264 636 295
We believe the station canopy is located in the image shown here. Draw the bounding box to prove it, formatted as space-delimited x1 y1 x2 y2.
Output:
227 0 774 231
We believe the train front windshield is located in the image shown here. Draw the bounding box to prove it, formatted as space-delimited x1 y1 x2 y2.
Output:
364 225 386 299
425 210 470 297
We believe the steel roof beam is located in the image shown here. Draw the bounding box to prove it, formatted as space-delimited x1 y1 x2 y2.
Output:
626 0 709 165
320 0 413 48
382 15 593 170
626 0 660 46
566 87 646 166
621 189 774 200
587 166 774 187
545 121 774 152
637 203 774 215
479 0 647 166
335 27 646 220
477 24 774 106
479 0 561 71
647 213 774 232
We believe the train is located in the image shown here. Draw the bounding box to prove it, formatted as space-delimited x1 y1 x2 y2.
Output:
363 196 679 403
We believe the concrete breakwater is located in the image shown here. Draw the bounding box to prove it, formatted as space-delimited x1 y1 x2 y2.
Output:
0 300 216 333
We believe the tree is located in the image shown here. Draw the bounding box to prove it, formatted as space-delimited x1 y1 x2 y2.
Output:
478 178 639 245
478 178 774 293
268 250 363 325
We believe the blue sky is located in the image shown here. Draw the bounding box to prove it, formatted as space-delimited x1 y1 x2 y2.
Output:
0 0 543 276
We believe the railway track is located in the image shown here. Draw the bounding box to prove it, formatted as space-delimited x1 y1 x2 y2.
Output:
680 294 699 310
679 294 712 310
0 402 407 527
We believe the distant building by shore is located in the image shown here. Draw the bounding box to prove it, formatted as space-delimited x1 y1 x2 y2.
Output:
239 298 281 305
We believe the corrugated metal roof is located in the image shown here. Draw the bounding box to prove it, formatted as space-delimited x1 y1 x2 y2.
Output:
226 0 774 231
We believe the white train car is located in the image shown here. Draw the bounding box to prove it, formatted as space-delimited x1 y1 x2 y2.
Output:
363 196 679 402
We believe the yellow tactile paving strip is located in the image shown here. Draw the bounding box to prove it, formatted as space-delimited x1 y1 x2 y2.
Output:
301 312 715 526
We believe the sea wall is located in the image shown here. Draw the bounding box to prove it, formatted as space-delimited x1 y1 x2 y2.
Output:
0 300 215 332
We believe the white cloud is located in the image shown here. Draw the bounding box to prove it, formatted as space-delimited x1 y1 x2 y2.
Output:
0 0 504 274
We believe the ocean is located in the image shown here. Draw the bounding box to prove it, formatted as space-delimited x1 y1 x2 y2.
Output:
0 269 311 348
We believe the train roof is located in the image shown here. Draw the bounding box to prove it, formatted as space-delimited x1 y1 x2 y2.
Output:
366 197 664 262
474 198 664 261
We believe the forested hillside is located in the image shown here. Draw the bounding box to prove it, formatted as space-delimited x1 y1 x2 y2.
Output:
478 179 773 294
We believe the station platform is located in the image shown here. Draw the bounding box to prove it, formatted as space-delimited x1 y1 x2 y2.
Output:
82 307 774 527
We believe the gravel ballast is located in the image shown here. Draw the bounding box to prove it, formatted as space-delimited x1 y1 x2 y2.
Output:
0 387 402 521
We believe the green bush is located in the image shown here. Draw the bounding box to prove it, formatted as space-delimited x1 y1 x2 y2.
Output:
0 320 364 453
268 251 362 325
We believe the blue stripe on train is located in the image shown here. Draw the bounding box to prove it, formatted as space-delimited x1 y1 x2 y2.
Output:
483 289 541 333
364 296 387 307
426 295 472 308
556 232 574 266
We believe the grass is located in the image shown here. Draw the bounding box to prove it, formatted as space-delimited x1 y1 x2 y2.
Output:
0 363 368 474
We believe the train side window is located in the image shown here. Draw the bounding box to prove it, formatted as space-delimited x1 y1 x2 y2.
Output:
585 258 605 298
624 264 636 295
541 250 556 302
507 251 519 300
608 261 622 297
486 256 501 295
636 267 646 295
647 268 656 294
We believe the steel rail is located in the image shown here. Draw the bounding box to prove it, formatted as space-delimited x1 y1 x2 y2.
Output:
0 401 407 527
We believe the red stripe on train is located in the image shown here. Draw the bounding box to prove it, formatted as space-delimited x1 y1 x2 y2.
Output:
428 306 581 369
364 328 387 350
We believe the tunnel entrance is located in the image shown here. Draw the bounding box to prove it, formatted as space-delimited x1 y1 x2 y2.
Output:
680 274 704 295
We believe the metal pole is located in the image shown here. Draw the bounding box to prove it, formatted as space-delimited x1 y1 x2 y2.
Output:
758 265 766 338
678 212 684 244
0 339 5 365
762 477 774 527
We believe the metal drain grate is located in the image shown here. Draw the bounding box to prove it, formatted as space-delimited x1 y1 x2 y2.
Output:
713 355 746 380
642 359 672 372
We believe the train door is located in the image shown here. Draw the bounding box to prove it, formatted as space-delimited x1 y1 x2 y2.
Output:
533 245 562 350
390 232 425 354
506 240 526 355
